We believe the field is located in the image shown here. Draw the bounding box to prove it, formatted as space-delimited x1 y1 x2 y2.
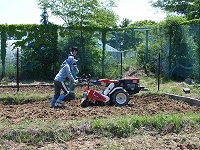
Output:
0 85 200 149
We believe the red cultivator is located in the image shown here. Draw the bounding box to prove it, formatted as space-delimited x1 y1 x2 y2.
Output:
78 75 144 107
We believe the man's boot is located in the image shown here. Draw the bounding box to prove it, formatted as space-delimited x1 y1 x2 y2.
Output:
57 94 65 105
50 99 56 108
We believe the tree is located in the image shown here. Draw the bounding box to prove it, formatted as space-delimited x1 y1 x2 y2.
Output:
150 0 200 20
26 25 58 79
37 0 118 77
37 0 118 28
107 19 134 55
40 7 51 24
119 18 132 28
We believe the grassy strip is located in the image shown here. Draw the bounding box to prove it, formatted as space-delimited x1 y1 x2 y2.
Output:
140 77 200 99
1 128 72 144
0 113 200 144
0 120 77 144
91 112 200 137
0 92 52 105
0 93 83 105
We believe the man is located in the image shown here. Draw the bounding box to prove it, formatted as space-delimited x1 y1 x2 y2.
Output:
68 46 78 59
50 56 79 108
61 46 79 93
61 47 78 67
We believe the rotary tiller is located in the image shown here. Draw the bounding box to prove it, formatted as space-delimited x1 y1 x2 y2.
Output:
78 76 144 107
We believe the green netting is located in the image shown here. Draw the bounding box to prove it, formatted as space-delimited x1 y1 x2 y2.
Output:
168 64 198 78
157 23 200 80
1 22 200 80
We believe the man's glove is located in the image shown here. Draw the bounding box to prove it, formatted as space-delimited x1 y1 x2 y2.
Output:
74 79 79 84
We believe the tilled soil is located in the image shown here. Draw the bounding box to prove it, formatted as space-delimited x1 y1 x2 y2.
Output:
1 94 200 123
1 85 200 123
0 85 200 149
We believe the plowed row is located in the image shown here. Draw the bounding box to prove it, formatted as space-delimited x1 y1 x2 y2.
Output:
1 85 200 123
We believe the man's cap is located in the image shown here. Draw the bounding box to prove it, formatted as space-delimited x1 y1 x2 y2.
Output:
71 46 78 51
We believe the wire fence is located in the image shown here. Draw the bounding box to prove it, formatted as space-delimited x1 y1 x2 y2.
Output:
0 23 200 83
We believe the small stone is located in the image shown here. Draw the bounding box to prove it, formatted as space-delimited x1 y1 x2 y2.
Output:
182 87 190 93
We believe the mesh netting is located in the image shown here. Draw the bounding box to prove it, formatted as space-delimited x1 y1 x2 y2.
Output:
168 64 197 78
1 23 200 80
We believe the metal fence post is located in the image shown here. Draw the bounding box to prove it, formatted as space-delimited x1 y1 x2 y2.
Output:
16 48 19 92
158 53 161 91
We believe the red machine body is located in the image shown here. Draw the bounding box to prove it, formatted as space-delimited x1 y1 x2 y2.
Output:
80 77 144 107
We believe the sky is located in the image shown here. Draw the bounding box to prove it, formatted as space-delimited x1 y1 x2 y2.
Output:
0 0 166 25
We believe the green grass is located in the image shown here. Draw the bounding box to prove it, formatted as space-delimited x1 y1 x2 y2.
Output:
1 126 72 144
0 113 200 144
139 76 200 99
0 92 52 105
91 113 200 138
0 92 83 105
